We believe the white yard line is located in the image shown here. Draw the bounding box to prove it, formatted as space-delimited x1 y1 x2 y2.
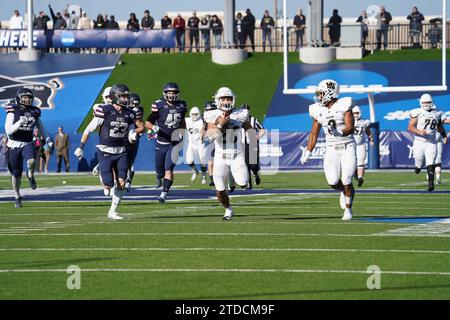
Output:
0 268 449 276
0 247 449 254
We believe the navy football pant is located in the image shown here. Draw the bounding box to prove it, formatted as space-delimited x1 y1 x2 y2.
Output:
97 148 129 188
7 143 35 178
126 139 140 166
155 142 181 179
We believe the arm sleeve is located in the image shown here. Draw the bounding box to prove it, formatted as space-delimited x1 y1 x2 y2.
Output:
4 113 22 135
83 117 104 135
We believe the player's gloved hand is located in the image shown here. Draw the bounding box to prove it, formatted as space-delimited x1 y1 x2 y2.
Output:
18 116 28 125
152 125 159 133
329 126 343 137
128 129 137 144
300 149 311 165
74 147 84 160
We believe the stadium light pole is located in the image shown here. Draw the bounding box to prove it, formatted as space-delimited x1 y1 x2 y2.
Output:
19 0 41 61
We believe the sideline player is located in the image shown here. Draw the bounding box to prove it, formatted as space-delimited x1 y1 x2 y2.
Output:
125 93 145 191
185 106 207 184
352 106 374 187
205 87 255 220
408 93 447 191
145 82 187 203
300 79 356 221
74 84 144 219
4 88 54 208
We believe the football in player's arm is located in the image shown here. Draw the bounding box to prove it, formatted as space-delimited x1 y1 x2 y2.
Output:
4 88 54 208
300 79 356 221
74 84 144 220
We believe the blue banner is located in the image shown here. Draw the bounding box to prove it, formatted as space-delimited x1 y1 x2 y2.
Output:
0 29 176 48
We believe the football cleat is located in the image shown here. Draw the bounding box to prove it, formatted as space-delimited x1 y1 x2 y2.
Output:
14 197 22 208
427 180 435 192
341 208 353 221
155 178 162 189
191 171 199 181
26 170 37 190
339 192 346 210
357 177 364 187
201 178 207 185
209 181 215 187
223 208 234 221
254 173 261 185
92 165 99 176
229 186 236 193
158 191 167 204
107 211 124 220
414 167 421 174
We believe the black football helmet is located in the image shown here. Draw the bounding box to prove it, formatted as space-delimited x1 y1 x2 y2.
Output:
110 84 130 107
204 101 217 111
129 93 141 107
163 82 180 102
16 88 34 107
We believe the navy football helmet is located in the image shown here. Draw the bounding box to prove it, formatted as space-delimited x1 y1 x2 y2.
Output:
129 93 141 107
163 82 180 102
110 84 130 107
16 88 34 107
204 101 217 112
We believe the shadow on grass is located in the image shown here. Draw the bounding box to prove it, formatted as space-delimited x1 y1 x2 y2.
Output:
0 257 116 268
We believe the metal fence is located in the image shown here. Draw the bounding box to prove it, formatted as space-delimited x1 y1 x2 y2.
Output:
1 22 448 54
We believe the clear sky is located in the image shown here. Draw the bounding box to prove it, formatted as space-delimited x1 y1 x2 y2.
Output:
1 0 447 22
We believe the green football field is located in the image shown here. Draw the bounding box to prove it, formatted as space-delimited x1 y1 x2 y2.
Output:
0 171 449 299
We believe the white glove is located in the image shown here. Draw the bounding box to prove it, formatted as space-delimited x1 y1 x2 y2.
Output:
128 129 137 143
300 150 311 165
152 125 159 133
46 137 54 149
74 147 84 160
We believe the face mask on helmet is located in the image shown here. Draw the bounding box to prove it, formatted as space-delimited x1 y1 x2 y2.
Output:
190 107 201 121
110 84 130 107
420 94 434 111
214 87 235 112
314 80 339 107
164 90 180 102
16 90 34 107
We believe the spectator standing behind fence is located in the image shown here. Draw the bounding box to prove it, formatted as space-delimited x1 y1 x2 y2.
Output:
93 14 105 53
428 18 442 49
376 6 392 50
55 126 70 173
34 11 50 30
127 13 140 32
173 14 186 52
77 11 91 29
210 15 223 49
235 12 244 49
68 10 79 29
141 10 155 53
242 8 256 52
407 6 425 48
200 15 211 52
260 10 275 52
9 10 23 29
188 11 200 52
356 10 369 49
293 9 306 51
327 9 342 46
161 14 172 53
49 5 67 30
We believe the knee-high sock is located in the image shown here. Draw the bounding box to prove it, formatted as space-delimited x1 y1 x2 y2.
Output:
110 187 125 213
163 178 173 193
11 176 21 199
127 165 135 183
200 165 207 178
427 165 435 183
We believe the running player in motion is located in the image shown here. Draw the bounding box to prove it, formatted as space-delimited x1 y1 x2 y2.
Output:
4 88 54 208
125 93 145 191
74 84 144 219
145 82 187 203
408 93 447 192
92 86 112 177
352 106 374 187
300 79 356 221
205 87 255 220
433 103 450 184
185 106 207 184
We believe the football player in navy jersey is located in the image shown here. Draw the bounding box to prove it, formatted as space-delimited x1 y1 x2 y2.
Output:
145 82 187 203
74 84 144 220
124 93 145 191
4 88 54 208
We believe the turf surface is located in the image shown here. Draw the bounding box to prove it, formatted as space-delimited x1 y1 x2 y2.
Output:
0 171 449 299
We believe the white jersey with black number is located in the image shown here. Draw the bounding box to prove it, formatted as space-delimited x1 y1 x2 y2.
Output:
309 97 355 146
185 117 204 145
206 108 249 158
410 108 443 143
354 118 370 145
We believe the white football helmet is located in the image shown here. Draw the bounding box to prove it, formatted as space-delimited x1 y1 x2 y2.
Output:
214 87 235 112
420 93 434 111
189 106 201 121
314 79 339 106
102 87 112 104
352 105 361 120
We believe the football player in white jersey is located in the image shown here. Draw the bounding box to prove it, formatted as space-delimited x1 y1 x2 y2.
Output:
300 79 356 221
408 93 447 192
185 106 207 184
434 107 449 184
352 106 374 187
205 87 255 220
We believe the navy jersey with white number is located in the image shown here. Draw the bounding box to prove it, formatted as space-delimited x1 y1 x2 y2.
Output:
94 104 136 147
149 99 187 143
6 103 41 143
